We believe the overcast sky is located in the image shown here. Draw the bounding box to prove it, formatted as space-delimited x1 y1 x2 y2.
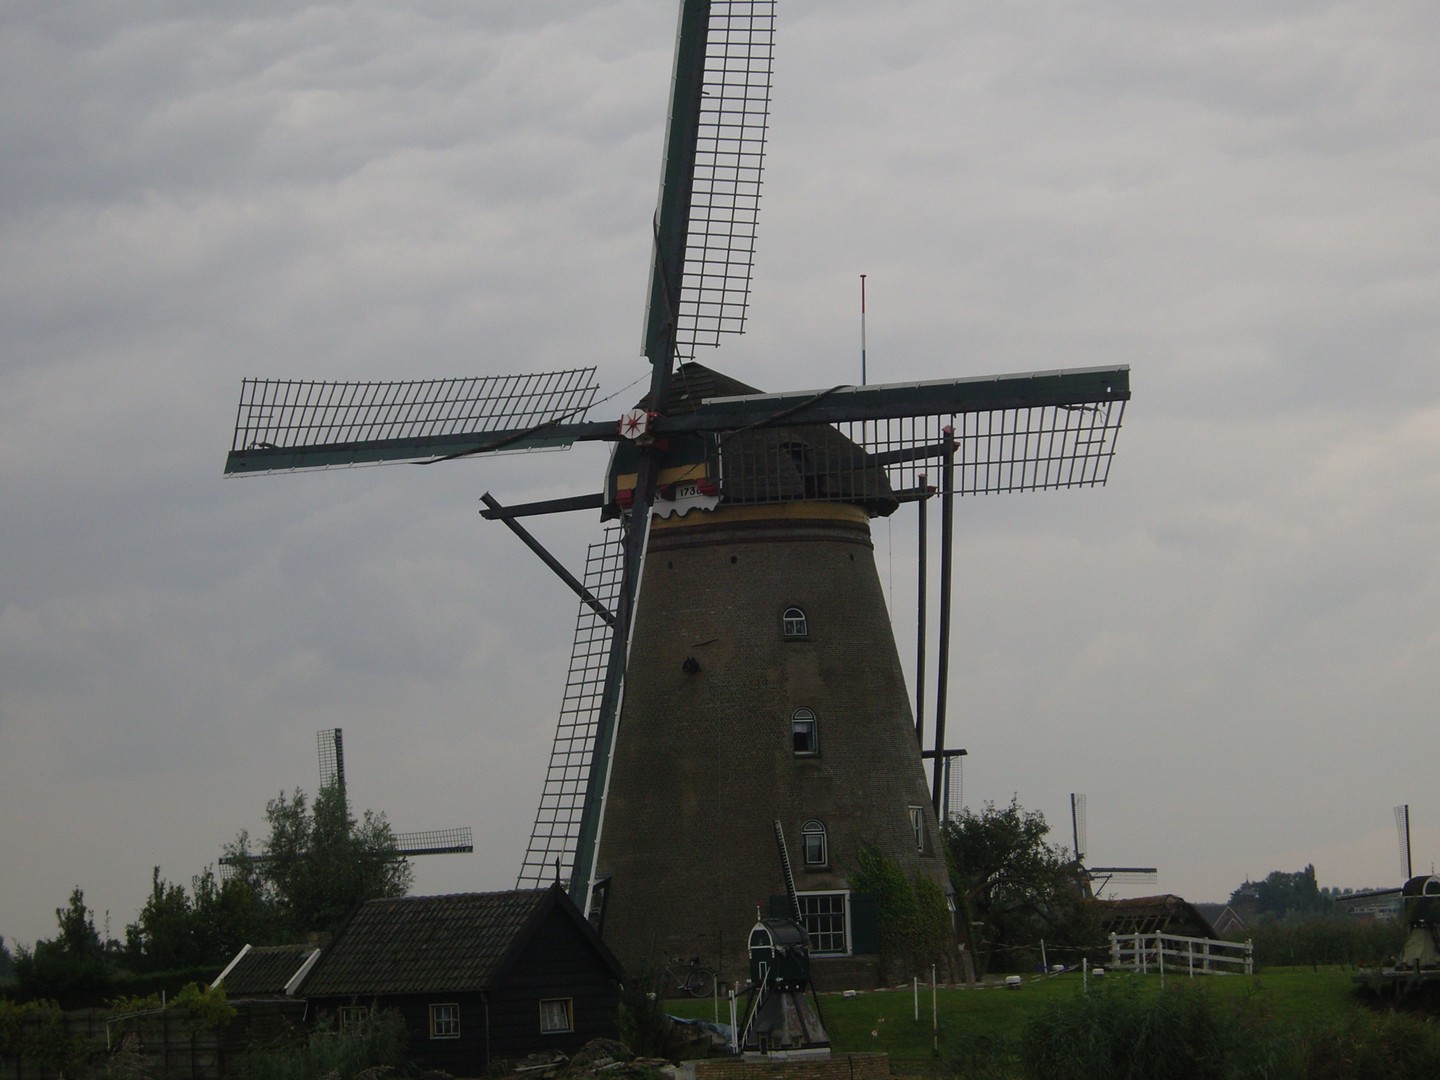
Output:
4 0 1440 950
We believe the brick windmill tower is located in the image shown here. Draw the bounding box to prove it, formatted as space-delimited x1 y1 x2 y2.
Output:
224 0 1129 986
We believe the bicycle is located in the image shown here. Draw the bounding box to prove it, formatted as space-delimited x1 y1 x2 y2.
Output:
662 956 719 997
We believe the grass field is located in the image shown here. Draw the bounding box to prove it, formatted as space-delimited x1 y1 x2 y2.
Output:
665 966 1365 1072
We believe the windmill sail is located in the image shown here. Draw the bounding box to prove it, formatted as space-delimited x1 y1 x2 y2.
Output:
517 529 626 888
674 0 775 355
226 368 601 474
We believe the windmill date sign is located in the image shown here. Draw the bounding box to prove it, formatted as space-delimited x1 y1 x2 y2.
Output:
224 0 1129 987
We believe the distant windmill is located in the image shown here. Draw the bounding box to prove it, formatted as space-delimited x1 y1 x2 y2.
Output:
1070 793 1157 899
220 728 472 872
1396 803 1413 880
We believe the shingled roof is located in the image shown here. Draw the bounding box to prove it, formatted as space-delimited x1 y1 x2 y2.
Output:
1091 894 1220 939
297 884 620 996
213 943 319 997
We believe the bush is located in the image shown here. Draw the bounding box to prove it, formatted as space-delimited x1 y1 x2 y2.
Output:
1298 1009 1440 1080
231 1007 408 1080
1247 917 1406 969
1018 978 1276 1080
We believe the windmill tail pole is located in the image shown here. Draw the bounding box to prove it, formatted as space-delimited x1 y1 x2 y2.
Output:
915 472 928 745
931 428 956 813
860 273 867 386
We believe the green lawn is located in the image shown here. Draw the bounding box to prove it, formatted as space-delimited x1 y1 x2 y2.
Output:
665 966 1363 1071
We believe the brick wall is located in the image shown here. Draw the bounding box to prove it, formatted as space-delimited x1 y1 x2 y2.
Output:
694 1052 891 1080
596 504 953 987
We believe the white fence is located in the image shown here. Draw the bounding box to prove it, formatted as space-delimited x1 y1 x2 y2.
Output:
1109 932 1253 976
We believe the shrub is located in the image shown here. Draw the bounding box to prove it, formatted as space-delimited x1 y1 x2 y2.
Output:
1018 978 1276 1080
231 1007 408 1080
1298 1009 1440 1080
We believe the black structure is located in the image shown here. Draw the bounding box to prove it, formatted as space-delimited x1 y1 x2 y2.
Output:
296 885 623 1075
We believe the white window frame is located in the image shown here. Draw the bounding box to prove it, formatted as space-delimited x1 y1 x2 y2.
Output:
539 997 573 1034
796 890 851 956
782 606 808 638
429 1002 460 1040
909 805 926 853
800 819 827 866
339 1005 368 1032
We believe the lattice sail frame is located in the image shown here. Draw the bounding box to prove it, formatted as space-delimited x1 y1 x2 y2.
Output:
675 0 776 356
703 399 1127 507
228 368 600 471
517 529 626 889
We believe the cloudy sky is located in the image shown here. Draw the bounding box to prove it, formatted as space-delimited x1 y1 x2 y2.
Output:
4 0 1440 949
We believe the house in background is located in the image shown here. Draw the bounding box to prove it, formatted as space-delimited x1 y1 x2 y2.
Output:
295 883 624 1075
1192 903 1248 937
1091 895 1220 940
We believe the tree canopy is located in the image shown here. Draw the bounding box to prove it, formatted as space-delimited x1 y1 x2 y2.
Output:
942 797 1097 974
1229 864 1331 920
221 781 412 939
12 781 413 1001
12 889 116 1004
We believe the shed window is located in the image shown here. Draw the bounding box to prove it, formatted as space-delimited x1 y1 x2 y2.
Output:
801 819 827 866
339 1006 368 1032
429 1003 460 1039
782 606 808 638
791 708 818 755
540 998 573 1034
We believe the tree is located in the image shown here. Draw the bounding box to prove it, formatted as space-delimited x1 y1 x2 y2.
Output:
14 888 117 1004
0 936 14 985
224 781 412 939
942 797 1097 974
122 866 270 973
1229 865 1330 921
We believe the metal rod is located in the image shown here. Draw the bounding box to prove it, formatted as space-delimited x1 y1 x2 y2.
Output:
860 274 867 386
480 493 615 627
915 472 927 745
931 429 956 812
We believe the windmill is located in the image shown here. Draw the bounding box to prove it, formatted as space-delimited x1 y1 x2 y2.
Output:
1070 794 1156 899
314 729 474 859
224 1 1129 984
219 728 473 872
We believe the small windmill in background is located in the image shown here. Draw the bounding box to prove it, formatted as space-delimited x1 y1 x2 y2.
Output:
220 728 472 873
1395 803 1413 881
1070 793 1157 899
315 729 473 858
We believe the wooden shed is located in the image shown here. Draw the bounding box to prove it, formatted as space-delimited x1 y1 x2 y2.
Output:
296 883 623 1075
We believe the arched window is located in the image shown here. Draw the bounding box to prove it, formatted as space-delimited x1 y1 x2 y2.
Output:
791 708 818 755
782 606 808 638
801 819 828 866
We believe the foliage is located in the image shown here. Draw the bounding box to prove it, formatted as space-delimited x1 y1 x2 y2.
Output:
941 798 1096 975
230 1006 409 1080
0 998 89 1075
1018 978 1282 1080
0 936 14 986
1297 1008 1440 1080
1232 865 1332 921
850 845 954 981
123 866 276 974
13 888 118 1005
618 977 684 1060
223 782 413 938
1248 915 1407 969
